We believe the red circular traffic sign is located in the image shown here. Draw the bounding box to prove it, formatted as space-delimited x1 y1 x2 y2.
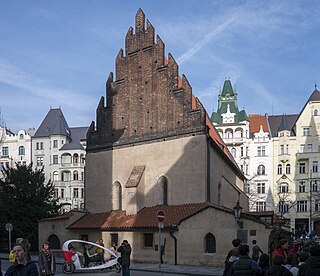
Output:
156 210 165 223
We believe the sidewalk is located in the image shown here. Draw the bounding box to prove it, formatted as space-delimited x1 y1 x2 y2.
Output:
1 253 224 276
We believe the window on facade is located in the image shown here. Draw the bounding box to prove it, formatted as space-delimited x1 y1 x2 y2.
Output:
37 157 44 166
315 109 319 116
299 144 304 153
297 201 307 212
256 202 266 212
231 148 236 158
204 233 216 253
143 233 154 248
19 134 24 140
279 183 289 193
312 180 318 192
286 164 291 174
277 164 282 175
81 171 84 181
316 200 320 211
303 127 310 136
280 145 284 155
257 146 265 157
73 188 79 198
18 146 25 155
81 188 84 198
73 154 79 164
53 140 58 148
110 234 119 247
244 183 250 194
36 142 39 150
299 181 306 193
240 147 244 157
54 188 58 199
61 188 64 198
246 147 249 156
313 161 318 173
53 171 59 181
279 201 289 213
257 164 265 175
307 144 313 152
53 155 58 164
2 147 9 156
286 144 289 154
257 183 266 194
299 163 306 174
40 142 43 150
73 170 79 181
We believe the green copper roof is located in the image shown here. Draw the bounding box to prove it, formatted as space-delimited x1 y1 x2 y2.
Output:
221 79 234 96
211 79 248 124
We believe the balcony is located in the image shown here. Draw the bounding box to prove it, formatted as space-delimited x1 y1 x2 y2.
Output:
296 151 314 160
60 162 85 169
223 137 245 145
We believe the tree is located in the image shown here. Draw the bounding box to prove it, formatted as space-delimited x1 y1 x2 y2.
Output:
0 163 61 250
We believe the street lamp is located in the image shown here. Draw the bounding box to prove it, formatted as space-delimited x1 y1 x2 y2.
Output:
233 200 243 228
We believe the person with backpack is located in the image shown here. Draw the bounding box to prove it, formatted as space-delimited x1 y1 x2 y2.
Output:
296 251 309 276
223 239 241 276
266 255 293 276
233 244 262 275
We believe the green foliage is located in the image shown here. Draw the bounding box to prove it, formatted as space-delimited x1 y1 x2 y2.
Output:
0 163 61 250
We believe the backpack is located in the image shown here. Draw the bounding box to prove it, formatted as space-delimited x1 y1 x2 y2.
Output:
297 263 307 276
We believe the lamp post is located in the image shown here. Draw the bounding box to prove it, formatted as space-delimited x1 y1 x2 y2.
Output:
233 200 243 228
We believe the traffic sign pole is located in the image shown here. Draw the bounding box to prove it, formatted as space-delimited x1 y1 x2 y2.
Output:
156 210 165 269
5 223 13 252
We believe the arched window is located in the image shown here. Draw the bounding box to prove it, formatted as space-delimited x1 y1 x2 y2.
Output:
204 233 216 253
18 146 25 155
157 176 168 205
19 134 24 140
48 234 60 249
277 164 282 175
286 164 291 174
314 109 319 116
231 148 237 158
112 181 122 210
73 170 78 180
257 165 265 175
73 154 79 164
53 171 59 181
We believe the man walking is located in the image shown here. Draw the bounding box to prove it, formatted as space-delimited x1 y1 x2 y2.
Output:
117 240 132 276
233 244 262 275
252 240 263 262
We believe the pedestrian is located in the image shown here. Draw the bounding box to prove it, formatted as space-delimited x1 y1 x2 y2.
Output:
94 239 105 263
232 244 262 275
283 253 299 276
38 241 55 276
265 255 293 276
272 239 293 262
5 243 38 276
252 240 264 262
296 251 309 276
20 239 31 262
117 240 131 276
223 238 241 276
304 245 320 275
258 253 270 275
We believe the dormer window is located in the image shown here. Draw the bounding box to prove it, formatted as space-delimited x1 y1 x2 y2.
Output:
314 109 319 116
303 127 310 136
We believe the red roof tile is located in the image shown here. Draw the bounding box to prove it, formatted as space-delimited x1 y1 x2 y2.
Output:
249 114 269 136
68 202 232 230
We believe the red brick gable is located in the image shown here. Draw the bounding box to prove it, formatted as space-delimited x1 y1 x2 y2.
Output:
68 202 233 230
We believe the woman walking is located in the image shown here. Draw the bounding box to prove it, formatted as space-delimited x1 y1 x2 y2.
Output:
38 242 56 276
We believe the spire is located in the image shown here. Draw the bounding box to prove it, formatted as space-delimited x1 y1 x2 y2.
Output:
221 78 234 96
315 81 317 90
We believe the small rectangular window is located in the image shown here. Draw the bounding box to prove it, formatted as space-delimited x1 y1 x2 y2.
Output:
110 234 119 247
303 127 310 136
73 188 79 198
299 163 306 174
2 146 9 156
143 233 154 248
53 155 58 164
53 140 58 148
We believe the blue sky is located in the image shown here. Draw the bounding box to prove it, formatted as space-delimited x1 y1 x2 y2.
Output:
1 0 319 131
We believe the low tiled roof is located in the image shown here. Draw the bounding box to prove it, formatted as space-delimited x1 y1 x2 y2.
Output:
249 114 269 137
60 127 89 150
68 202 232 230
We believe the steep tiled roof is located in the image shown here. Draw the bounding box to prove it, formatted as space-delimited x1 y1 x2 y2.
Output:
249 114 269 137
60 127 89 150
68 202 232 230
34 108 71 138
221 79 234 96
308 89 320 102
268 114 298 137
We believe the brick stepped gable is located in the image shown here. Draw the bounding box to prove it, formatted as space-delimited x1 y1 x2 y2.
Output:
87 9 206 151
